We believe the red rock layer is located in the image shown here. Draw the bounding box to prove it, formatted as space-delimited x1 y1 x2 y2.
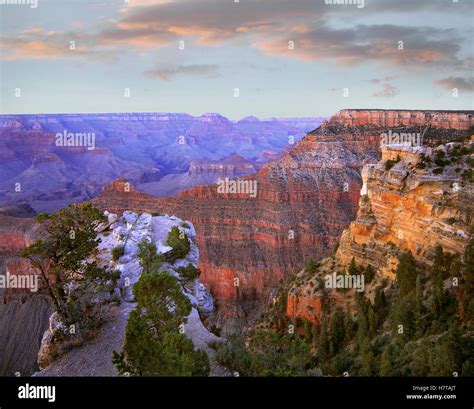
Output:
330 109 474 130
92 109 473 333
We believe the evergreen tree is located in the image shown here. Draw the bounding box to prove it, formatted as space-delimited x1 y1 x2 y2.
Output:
457 231 474 322
411 338 431 376
348 257 357 275
367 307 376 338
166 226 190 262
137 240 163 274
364 265 375 284
329 308 346 354
317 315 330 362
396 251 417 296
374 285 388 329
392 293 416 341
21 203 112 322
113 271 210 376
303 319 312 342
379 343 395 376
358 337 376 376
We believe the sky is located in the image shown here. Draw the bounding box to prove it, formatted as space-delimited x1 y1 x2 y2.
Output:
0 0 473 119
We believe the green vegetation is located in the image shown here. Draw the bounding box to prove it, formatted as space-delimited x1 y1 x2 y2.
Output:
113 226 209 376
137 241 164 274
111 245 125 261
176 263 201 282
166 226 191 263
214 330 313 376
113 271 210 376
21 203 118 331
305 259 318 274
384 155 401 171
215 235 474 377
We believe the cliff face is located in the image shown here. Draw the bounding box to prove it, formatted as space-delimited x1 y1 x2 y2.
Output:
92 109 473 333
0 206 51 376
35 211 227 376
0 113 321 213
337 141 474 277
330 109 474 130
137 154 259 198
286 138 473 324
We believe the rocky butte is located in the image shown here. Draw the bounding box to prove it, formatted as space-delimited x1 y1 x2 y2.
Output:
285 137 473 325
92 109 473 334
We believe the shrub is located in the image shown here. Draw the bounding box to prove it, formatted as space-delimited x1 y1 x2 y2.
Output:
176 264 200 282
166 227 190 262
385 155 401 171
113 271 210 376
112 245 125 261
364 265 375 284
432 167 444 175
305 259 318 274
137 241 164 274
434 158 448 167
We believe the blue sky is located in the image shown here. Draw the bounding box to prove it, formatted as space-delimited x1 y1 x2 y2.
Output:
0 0 473 119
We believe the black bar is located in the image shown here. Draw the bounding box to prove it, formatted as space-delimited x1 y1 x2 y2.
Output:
0 377 472 409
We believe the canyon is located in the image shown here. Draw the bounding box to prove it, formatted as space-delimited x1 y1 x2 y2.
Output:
92 109 473 334
1 109 472 373
285 138 474 325
0 113 321 213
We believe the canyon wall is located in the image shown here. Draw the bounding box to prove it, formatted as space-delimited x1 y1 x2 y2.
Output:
330 109 474 130
0 206 51 376
337 142 474 277
92 109 473 333
286 139 473 325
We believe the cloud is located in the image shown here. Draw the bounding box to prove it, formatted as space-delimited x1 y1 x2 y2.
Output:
372 83 400 99
434 76 474 92
0 29 116 62
143 64 220 80
0 0 470 75
257 24 463 68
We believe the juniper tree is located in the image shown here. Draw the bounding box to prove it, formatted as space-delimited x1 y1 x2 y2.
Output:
21 203 109 320
113 271 210 376
166 226 190 262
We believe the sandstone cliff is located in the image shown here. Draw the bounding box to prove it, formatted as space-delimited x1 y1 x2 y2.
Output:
285 138 473 324
92 109 473 334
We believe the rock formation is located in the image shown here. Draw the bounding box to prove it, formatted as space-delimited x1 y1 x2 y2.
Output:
0 113 321 213
285 138 473 324
137 154 258 197
35 211 227 376
91 109 473 334
337 141 474 277
0 206 51 376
